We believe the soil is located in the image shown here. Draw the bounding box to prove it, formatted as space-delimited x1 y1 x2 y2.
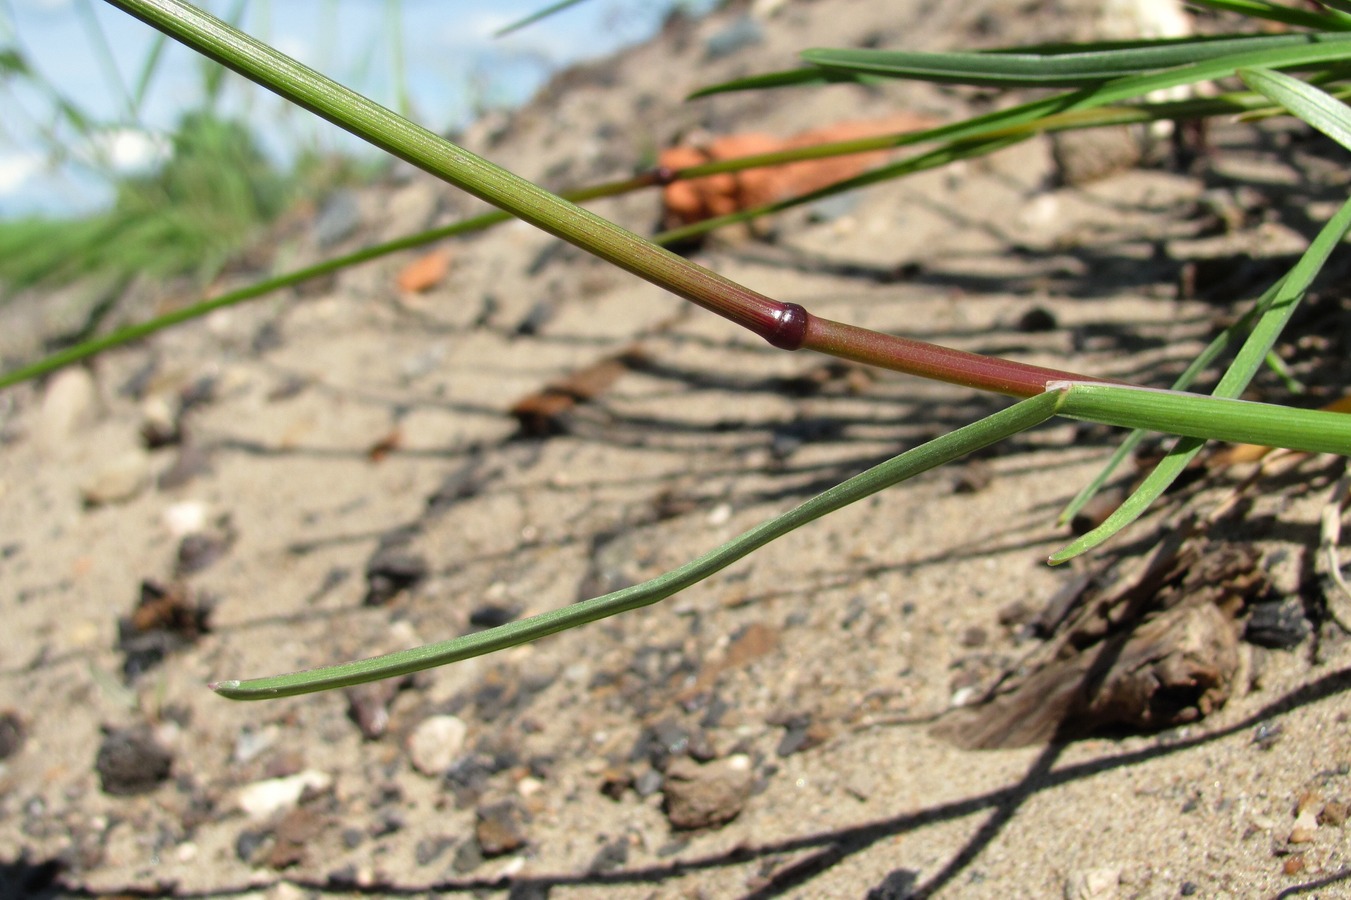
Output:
2 1 1351 897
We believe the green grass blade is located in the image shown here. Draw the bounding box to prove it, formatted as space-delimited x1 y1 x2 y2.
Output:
213 392 1064 698
1051 193 1351 564
815 34 1351 111
657 134 1030 246
92 0 829 362
493 0 591 38
1240 66 1351 149
657 90 1294 247
0 169 660 388
686 66 872 98
688 38 1351 222
1321 0 1351 17
75 0 133 117
1056 383 1351 455
3 82 1303 388
1059 72 1351 523
129 30 169 114
1056 279 1283 525
800 33 1342 88
1189 0 1351 31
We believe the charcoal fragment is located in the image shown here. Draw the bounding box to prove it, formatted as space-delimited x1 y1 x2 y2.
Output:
95 726 173 796
363 548 428 605
0 710 25 760
1245 600 1308 649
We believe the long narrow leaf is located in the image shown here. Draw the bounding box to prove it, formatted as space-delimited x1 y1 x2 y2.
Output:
1055 384 1351 455
493 0 591 38
1240 66 1351 149
687 66 870 97
1057 279 1283 525
214 392 1066 698
657 89 1305 247
800 33 1348 88
1190 0 1351 31
1051 192 1351 563
0 169 660 388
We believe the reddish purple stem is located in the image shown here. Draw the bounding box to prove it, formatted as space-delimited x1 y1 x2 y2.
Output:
672 275 1117 398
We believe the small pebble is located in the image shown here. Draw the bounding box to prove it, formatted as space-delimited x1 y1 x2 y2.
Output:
452 839 484 873
1288 810 1318 844
235 827 270 864
1063 866 1120 899
162 501 208 538
364 548 428 605
407 714 468 776
0 710 25 759
38 367 96 447
868 869 919 899
415 835 455 866
236 769 332 820
1017 306 1058 332
775 714 830 757
632 716 693 768
589 837 628 873
346 676 411 740
232 725 279 765
1252 722 1284 751
469 604 521 629
960 626 988 648
95 725 173 796
139 395 180 448
176 529 233 575
1318 799 1348 826
312 189 361 248
1245 600 1308 649
662 754 753 830
81 449 150 506
476 799 529 856
157 442 212 490
634 768 664 798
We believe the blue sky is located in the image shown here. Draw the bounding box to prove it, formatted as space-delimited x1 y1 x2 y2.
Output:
0 0 705 217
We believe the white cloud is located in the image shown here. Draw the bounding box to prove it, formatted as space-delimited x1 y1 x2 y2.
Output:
77 127 171 174
0 150 44 195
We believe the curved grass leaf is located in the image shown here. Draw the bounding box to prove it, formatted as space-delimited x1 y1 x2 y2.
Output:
1190 0 1351 31
493 0 591 38
1054 384 1351 455
686 66 870 98
1057 280 1281 525
657 89 1301 247
214 393 1065 697
1051 191 1351 563
1240 66 1351 149
800 33 1348 88
0 169 660 389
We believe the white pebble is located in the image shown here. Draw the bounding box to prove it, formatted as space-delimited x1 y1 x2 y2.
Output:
80 449 150 505
236 769 332 820
163 501 208 537
407 714 468 776
38 367 96 447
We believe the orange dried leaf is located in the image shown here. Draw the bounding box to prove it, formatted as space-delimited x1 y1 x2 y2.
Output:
396 248 452 293
659 114 940 227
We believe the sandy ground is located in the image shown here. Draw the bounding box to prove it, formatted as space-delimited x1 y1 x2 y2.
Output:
2 1 1351 897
